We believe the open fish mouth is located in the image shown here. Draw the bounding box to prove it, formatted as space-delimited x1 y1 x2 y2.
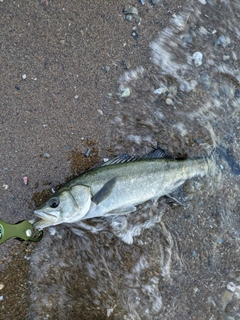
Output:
34 210 60 227
34 210 60 229
34 210 59 219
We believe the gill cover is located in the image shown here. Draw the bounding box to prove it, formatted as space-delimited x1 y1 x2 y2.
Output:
34 185 91 228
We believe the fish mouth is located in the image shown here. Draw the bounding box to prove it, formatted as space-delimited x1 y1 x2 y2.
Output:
34 210 60 229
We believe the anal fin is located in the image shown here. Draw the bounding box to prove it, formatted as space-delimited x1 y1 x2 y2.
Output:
167 185 185 205
106 205 136 216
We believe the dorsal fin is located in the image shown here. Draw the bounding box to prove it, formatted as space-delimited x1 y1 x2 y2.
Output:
101 148 174 167
141 148 174 160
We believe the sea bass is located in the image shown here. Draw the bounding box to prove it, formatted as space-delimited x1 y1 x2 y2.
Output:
34 148 215 229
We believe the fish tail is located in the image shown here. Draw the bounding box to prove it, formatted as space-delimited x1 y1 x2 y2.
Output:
205 148 218 177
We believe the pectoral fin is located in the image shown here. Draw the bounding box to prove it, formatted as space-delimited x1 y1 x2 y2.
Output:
92 177 117 205
167 185 185 205
106 205 136 216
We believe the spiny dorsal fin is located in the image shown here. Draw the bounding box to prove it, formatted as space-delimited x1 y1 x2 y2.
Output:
101 148 174 167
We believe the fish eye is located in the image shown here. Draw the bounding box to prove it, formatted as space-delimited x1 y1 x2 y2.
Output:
49 197 60 208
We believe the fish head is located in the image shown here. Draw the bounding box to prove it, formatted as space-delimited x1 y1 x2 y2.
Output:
34 185 91 229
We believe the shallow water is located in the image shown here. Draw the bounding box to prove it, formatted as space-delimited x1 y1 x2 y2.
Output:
1 0 240 319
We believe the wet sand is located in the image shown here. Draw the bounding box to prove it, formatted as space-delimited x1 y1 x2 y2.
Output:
0 0 181 318
1 1 240 319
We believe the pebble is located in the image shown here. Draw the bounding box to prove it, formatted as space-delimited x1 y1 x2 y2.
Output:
74 95 79 99
166 98 173 105
199 26 208 36
125 14 132 21
192 51 203 67
84 148 91 158
214 35 230 47
0 296 3 301
121 60 131 69
22 74 27 79
223 54 230 61
121 87 131 97
23 177 28 185
0 283 4 290
152 0 162 4
154 86 168 95
102 65 110 72
198 0 206 4
2 184 8 190
43 153 51 159
124 7 138 15
132 30 138 39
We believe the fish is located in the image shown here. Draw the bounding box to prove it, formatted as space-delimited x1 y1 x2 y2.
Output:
34 148 216 229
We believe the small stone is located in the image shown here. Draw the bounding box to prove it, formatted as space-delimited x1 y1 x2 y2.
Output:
0 284 4 290
154 86 168 95
134 16 141 23
223 54 230 61
23 177 28 185
198 0 206 4
121 60 131 69
166 98 173 105
2 184 8 190
97 109 103 115
227 282 236 293
192 52 203 67
124 7 138 15
84 148 91 157
22 74 27 79
132 30 138 39
199 26 208 35
121 87 131 97
214 35 230 47
43 153 51 159
125 14 133 22
74 95 79 99
0 296 3 301
102 66 110 72
60 39 65 45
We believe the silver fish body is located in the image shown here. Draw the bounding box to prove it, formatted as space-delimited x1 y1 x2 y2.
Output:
34 149 215 229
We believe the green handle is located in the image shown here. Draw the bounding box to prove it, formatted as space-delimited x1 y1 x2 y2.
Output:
0 220 43 244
